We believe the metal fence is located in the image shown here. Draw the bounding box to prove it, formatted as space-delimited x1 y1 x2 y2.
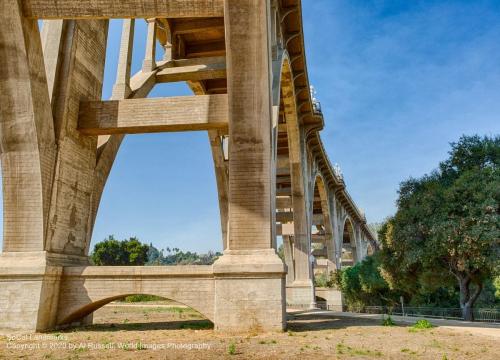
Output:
343 305 500 323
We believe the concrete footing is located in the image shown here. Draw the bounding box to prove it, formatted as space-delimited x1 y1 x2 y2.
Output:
213 249 286 332
0 252 63 331
286 280 317 309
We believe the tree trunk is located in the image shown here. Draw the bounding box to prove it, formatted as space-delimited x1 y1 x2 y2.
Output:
462 302 473 321
457 275 482 322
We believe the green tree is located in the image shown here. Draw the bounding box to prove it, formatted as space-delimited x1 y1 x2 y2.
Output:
334 254 399 311
91 236 149 265
379 135 500 320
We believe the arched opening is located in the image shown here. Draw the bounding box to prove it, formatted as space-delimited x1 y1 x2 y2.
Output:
311 175 336 278
341 218 357 267
90 18 226 256
60 294 213 331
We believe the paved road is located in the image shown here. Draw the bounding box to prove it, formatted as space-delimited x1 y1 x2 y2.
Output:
288 309 500 338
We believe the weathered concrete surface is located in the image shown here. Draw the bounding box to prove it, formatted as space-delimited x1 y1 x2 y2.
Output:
213 250 286 331
0 253 62 331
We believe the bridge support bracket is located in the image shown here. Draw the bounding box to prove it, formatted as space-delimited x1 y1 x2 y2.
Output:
213 249 286 332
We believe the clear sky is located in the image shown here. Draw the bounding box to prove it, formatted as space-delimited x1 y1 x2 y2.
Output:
1 1 500 253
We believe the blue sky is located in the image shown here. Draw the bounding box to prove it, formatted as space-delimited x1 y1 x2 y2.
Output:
1 1 500 253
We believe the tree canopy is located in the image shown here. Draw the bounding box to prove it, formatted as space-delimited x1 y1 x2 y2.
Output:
90 236 221 266
378 135 499 320
91 236 149 266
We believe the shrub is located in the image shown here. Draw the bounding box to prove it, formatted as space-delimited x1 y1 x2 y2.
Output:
228 342 236 355
382 315 395 326
412 319 434 330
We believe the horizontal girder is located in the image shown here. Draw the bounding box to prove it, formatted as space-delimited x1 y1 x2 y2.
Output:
78 95 228 135
22 0 224 19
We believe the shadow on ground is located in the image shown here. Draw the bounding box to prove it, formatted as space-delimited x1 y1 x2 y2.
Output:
287 311 409 332
56 319 214 333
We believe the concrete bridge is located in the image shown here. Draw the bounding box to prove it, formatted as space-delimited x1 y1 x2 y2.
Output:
0 0 375 332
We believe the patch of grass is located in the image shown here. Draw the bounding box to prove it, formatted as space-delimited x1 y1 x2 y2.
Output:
287 330 295 336
382 315 395 326
429 339 442 349
412 319 434 330
228 342 236 355
336 343 383 357
121 295 164 302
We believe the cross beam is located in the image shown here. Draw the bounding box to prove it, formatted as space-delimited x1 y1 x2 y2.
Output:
22 0 224 19
156 60 226 83
78 95 228 135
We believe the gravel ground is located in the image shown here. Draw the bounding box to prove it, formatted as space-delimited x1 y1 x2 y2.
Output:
0 303 497 359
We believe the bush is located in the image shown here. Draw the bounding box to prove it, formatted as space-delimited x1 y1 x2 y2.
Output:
314 271 336 288
412 319 434 330
228 342 236 355
382 315 395 326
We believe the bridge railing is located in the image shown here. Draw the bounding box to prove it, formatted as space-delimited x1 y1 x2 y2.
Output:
339 305 500 323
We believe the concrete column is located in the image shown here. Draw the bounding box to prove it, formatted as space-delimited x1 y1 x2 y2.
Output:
285 133 315 306
41 20 65 102
142 19 157 72
162 21 173 61
213 0 286 332
330 193 341 269
112 19 135 99
283 235 295 285
0 10 108 331
208 131 229 250
354 223 361 264
0 1 61 331
317 178 336 271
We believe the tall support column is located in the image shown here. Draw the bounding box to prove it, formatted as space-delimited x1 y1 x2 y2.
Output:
317 177 336 271
330 192 341 269
208 131 229 250
0 0 60 331
213 0 286 332
285 130 315 307
0 6 108 330
112 19 135 99
142 19 157 72
283 235 295 285
281 60 315 307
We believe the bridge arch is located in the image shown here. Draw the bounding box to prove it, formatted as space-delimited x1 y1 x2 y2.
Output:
341 216 357 267
310 173 336 274
56 266 215 327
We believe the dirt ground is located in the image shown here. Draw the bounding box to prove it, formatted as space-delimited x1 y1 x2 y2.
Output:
0 302 498 360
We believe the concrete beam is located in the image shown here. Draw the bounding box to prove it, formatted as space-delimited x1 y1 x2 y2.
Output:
156 61 226 83
276 196 292 209
172 17 224 35
22 0 224 19
78 95 228 135
276 211 293 223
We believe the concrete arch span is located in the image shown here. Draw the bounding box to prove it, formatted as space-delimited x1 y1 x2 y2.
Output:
57 266 215 326
341 216 357 266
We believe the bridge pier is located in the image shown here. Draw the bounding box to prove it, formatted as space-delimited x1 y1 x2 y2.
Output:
215 0 286 331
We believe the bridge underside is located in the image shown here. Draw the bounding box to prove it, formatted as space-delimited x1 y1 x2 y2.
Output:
0 0 374 332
